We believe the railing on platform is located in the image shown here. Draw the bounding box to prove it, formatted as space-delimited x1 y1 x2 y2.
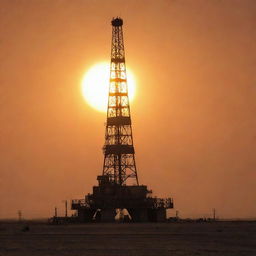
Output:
149 197 173 209
71 199 88 209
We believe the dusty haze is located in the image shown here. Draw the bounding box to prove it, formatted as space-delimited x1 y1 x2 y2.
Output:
0 0 255 219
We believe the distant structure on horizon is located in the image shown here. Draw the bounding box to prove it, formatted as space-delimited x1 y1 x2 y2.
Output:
71 18 173 222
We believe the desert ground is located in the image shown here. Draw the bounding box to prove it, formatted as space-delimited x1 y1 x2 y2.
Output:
0 221 255 256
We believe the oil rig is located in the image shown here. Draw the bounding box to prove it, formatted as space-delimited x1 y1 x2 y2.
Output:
71 18 173 222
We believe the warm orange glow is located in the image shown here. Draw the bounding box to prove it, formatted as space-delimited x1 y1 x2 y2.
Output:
82 62 136 112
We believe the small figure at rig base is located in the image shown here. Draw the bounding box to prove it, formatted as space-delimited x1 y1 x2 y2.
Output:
71 18 173 222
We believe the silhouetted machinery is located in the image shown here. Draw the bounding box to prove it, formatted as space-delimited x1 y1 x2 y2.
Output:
71 18 173 222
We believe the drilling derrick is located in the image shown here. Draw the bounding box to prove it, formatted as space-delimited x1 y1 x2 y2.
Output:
103 18 138 186
71 18 173 222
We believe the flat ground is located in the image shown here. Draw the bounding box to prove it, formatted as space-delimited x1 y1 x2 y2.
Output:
0 221 255 256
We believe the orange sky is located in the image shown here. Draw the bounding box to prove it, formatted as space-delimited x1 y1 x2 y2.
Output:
0 0 255 219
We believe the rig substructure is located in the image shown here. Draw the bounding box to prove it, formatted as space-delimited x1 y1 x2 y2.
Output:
71 18 173 222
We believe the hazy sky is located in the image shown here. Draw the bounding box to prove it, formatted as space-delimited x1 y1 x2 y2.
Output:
0 0 255 219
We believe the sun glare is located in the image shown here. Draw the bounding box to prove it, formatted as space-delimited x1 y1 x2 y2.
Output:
82 62 136 112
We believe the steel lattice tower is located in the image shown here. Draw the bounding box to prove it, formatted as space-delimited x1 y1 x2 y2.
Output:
102 18 138 186
69 17 174 223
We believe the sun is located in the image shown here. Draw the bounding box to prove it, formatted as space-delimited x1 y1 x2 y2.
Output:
82 62 136 112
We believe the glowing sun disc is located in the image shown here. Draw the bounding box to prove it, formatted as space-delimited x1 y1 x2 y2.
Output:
82 62 136 112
